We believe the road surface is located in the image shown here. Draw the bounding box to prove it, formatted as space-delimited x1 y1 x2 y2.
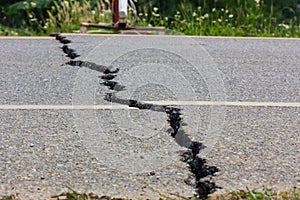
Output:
0 35 300 199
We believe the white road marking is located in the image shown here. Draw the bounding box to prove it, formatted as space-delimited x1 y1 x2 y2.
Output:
143 101 300 107
0 101 300 110
0 36 54 40
0 104 138 110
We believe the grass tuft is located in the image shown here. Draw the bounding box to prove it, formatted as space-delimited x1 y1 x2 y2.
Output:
211 187 300 200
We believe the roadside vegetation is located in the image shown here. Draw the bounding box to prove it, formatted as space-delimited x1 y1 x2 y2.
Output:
1 0 300 37
1 186 300 200
218 187 300 200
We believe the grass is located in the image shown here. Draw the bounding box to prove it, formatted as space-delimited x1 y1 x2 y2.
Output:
0 0 112 36
1 187 299 200
45 0 112 34
0 195 15 200
0 24 31 36
211 187 300 200
162 1 300 37
2 0 300 36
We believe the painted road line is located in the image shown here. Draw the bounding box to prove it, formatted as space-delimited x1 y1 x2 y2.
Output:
0 101 300 110
0 105 138 110
0 36 54 40
143 101 300 107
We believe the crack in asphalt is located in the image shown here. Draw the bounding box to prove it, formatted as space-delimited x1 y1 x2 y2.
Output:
65 60 120 74
52 34 220 199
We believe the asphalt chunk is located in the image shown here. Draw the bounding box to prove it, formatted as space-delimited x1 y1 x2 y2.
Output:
101 81 118 90
60 38 71 44
61 45 75 54
128 100 153 110
100 74 117 81
103 67 120 74
65 60 83 67
67 52 80 59
165 107 182 137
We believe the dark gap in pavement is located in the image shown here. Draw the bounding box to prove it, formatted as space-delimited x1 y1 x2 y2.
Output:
52 34 221 199
66 60 120 74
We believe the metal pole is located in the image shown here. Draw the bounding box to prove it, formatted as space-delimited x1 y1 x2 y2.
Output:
112 0 119 25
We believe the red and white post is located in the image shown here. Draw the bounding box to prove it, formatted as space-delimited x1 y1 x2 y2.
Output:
112 0 127 27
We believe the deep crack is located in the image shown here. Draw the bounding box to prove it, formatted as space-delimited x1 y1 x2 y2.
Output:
165 107 182 137
52 34 221 199
66 60 119 74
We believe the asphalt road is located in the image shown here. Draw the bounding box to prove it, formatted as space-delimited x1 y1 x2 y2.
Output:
0 35 300 199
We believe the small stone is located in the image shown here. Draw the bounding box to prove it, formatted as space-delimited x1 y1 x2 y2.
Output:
149 171 155 176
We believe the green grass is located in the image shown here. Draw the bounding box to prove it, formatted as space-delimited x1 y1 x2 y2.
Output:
2 0 300 37
151 1 300 37
0 24 31 36
214 187 300 200
45 0 112 34
0 195 15 200
0 0 112 36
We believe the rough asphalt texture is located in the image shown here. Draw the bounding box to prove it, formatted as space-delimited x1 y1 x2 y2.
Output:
0 35 300 199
